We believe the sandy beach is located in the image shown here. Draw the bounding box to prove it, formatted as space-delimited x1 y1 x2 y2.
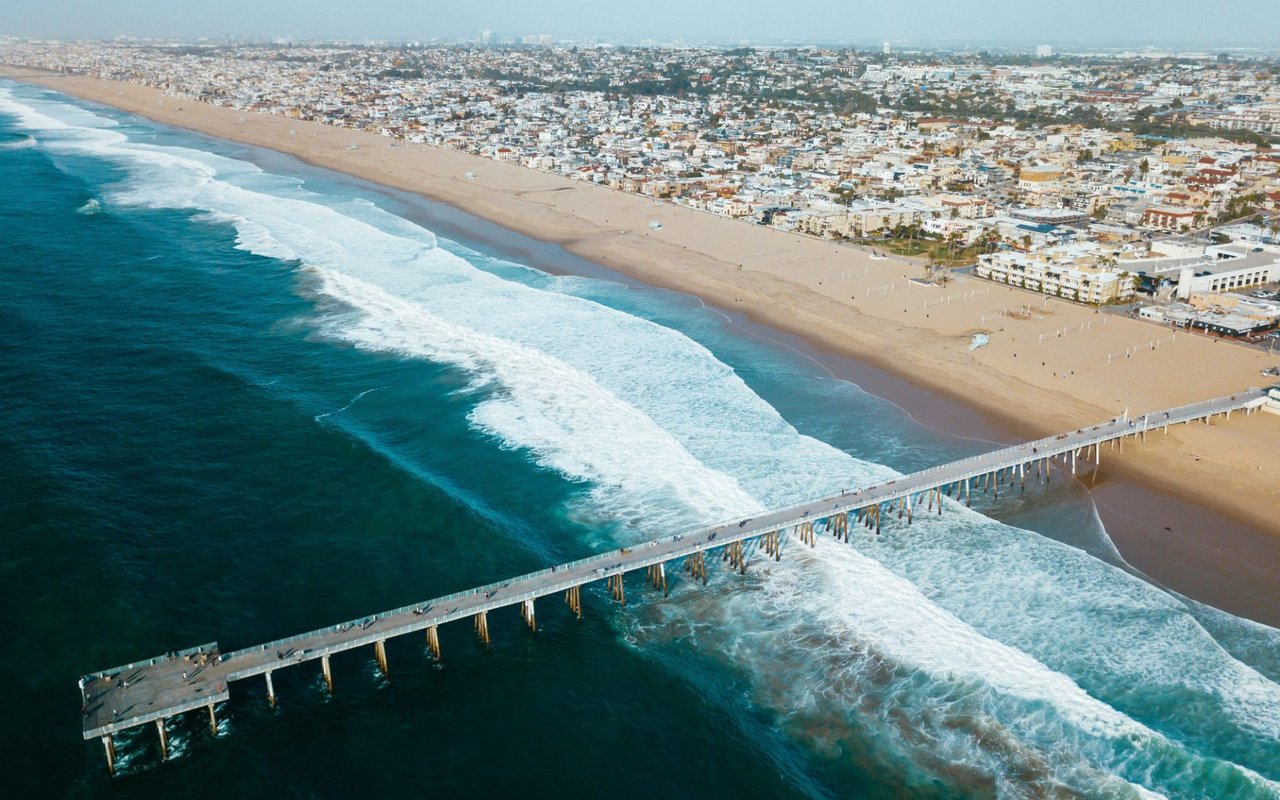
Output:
6 69 1277 551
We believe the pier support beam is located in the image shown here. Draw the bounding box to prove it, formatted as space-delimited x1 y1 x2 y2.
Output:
762 530 782 559
564 587 583 619
102 734 117 777
685 551 708 584
520 599 537 632
156 718 169 761
608 573 626 605
830 513 848 541
265 670 276 708
647 563 669 596
474 611 491 646
321 654 333 693
374 639 389 680
427 625 443 659
208 702 218 736
725 541 746 574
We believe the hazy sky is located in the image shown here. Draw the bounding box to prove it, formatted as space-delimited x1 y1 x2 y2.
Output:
4 0 1278 46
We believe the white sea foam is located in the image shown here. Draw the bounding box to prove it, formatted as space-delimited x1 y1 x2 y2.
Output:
7 84 1280 797
76 198 101 215
0 133 36 149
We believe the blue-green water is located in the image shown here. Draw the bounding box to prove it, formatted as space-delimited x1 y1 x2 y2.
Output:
1 82 1277 799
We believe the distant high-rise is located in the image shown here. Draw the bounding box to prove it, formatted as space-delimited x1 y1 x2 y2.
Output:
480 29 495 46
1036 44 1053 57
882 41 891 55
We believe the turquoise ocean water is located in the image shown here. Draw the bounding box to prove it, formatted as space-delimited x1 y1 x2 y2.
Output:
1 82 1278 799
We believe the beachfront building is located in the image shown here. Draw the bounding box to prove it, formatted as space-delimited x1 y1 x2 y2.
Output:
793 202 922 239
974 245 1136 304
1176 246 1280 297
1122 244 1280 299
1138 300 1279 338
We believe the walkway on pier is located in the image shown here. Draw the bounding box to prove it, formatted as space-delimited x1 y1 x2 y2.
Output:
80 387 1270 773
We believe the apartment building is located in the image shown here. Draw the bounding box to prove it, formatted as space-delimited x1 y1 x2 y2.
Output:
975 246 1134 303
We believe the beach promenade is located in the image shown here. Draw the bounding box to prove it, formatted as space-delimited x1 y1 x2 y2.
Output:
81 388 1271 774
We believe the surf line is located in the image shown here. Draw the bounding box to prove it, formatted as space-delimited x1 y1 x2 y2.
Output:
315 385 391 422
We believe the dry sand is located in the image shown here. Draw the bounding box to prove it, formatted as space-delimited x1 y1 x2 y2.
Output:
6 70 1278 544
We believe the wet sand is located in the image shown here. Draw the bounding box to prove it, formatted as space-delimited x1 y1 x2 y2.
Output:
4 67 1277 626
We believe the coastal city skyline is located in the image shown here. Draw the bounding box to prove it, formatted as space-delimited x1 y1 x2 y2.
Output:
3 0 1280 47
2 6 1279 799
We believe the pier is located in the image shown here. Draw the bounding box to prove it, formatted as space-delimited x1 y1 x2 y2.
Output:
79 388 1271 774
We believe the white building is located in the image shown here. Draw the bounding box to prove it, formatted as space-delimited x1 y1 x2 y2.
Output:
1175 246 1280 297
1127 245 1280 299
975 245 1135 303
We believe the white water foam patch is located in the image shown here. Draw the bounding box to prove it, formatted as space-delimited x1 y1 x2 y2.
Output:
0 88 74 131
866 507 1280 751
641 528 1280 798
9 86 1280 797
0 133 36 149
310 266 761 524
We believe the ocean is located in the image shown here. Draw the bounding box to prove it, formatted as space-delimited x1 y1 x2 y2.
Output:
1 81 1277 799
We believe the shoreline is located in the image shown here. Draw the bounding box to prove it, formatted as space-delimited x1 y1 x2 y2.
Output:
5 69 1278 625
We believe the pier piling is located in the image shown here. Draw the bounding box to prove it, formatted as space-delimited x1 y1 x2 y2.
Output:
564 587 582 619
156 719 168 761
102 735 116 776
608 573 626 605
520 599 536 632
374 639 389 680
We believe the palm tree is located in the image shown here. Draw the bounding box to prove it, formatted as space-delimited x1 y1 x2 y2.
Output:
946 230 965 263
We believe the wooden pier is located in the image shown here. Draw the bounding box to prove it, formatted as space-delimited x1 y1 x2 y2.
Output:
79 388 1269 774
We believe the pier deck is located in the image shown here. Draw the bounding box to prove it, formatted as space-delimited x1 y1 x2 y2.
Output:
80 388 1269 766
